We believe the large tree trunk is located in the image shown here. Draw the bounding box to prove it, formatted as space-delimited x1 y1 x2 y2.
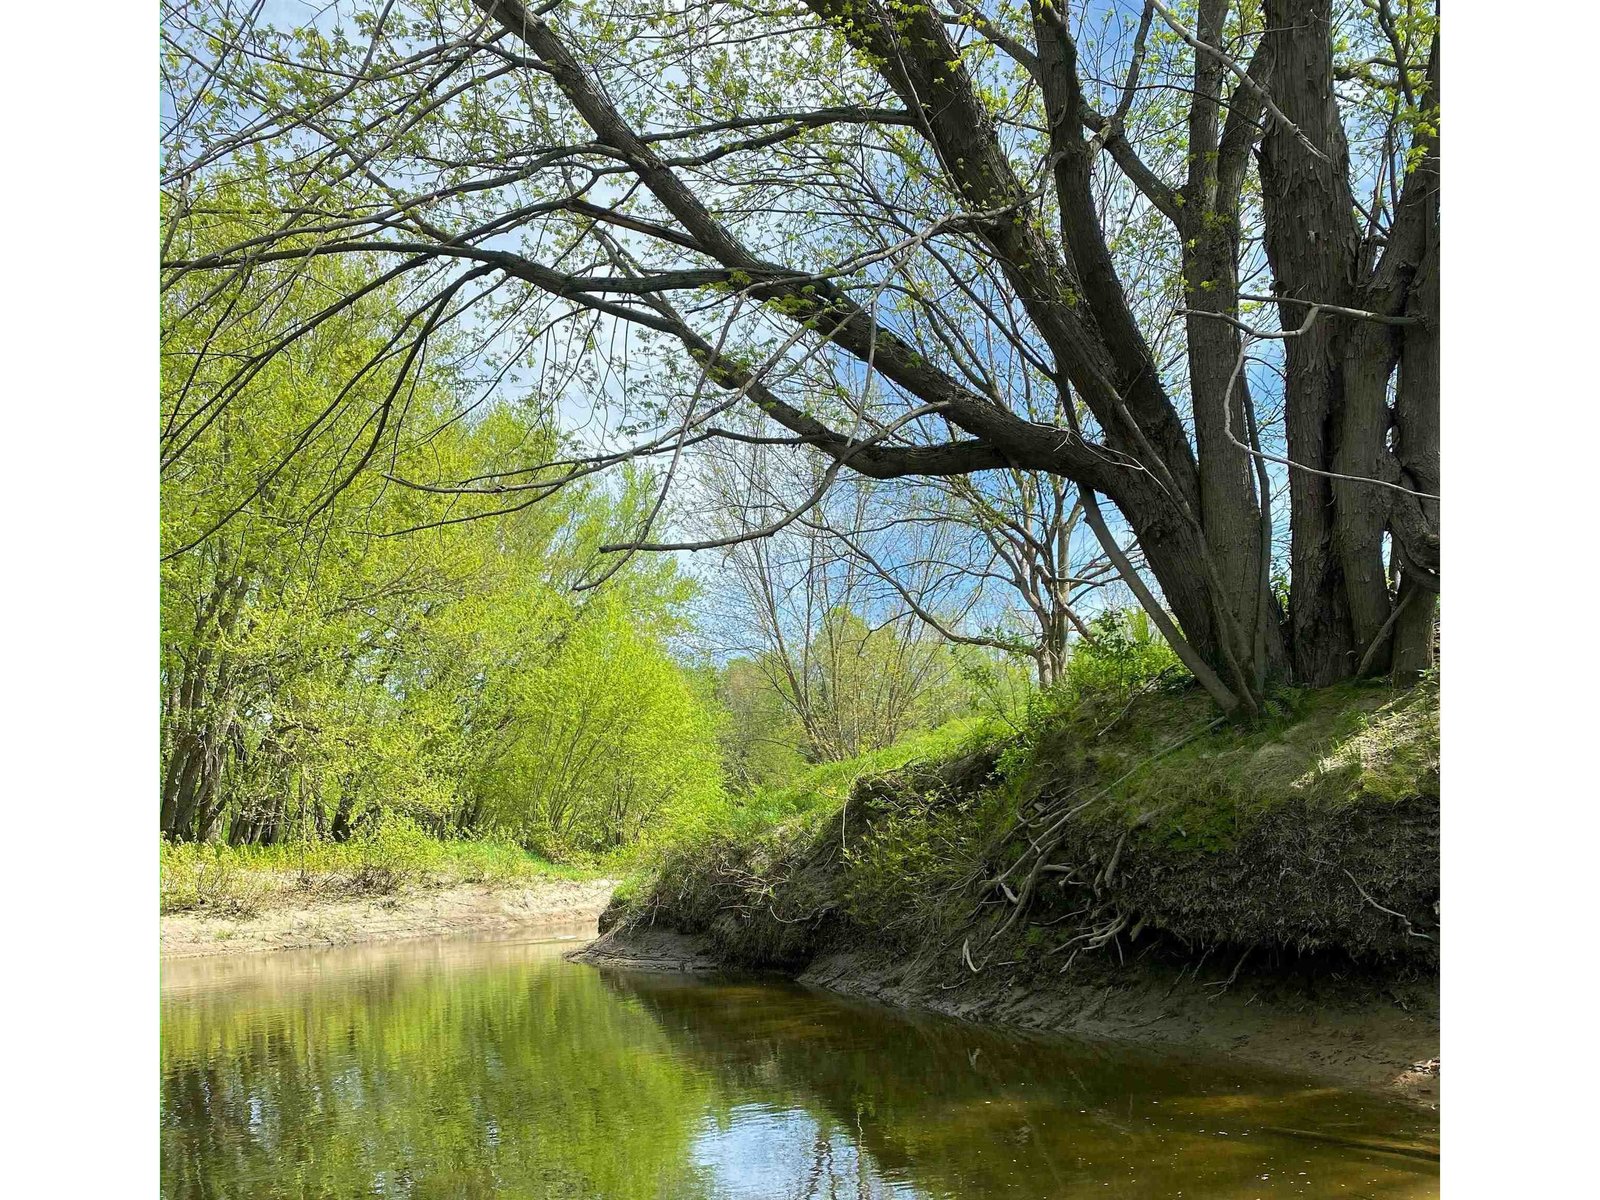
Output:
1260 0 1371 684
1389 56 1441 680
1254 1 1441 686
1337 323 1405 672
1181 0 1288 690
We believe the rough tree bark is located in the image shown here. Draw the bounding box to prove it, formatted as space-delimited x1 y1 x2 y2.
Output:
1259 0 1439 683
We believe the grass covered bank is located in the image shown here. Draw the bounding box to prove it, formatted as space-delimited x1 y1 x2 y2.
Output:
583 680 1441 1099
161 826 616 958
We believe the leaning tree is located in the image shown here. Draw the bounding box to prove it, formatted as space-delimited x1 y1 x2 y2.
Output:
161 0 1439 716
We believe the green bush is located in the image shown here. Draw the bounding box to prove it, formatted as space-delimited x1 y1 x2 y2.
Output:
344 815 435 894
159 842 269 916
1062 609 1182 699
991 609 1188 784
159 827 595 915
841 778 1011 948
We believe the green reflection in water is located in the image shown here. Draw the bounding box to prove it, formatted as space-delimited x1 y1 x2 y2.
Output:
162 932 1438 1199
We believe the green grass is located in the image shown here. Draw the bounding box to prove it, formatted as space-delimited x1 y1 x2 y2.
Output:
1003 680 1441 852
612 680 1442 966
689 715 1004 837
160 822 602 917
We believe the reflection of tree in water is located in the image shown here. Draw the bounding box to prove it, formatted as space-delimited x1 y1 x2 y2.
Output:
161 941 719 1200
602 969 1439 1200
160 940 1436 1200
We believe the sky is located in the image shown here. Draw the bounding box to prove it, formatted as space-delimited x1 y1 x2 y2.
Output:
163 0 1417 643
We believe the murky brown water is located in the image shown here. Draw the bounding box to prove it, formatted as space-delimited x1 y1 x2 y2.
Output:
161 930 1438 1198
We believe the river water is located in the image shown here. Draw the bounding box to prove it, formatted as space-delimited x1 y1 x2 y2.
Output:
161 929 1438 1198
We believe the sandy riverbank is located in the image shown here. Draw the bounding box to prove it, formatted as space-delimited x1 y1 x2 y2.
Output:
162 877 615 959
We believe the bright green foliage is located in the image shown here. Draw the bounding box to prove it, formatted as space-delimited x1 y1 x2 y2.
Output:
468 590 727 855
161 204 726 856
660 714 1000 848
1060 609 1183 699
712 658 810 793
949 645 1039 733
159 824 588 916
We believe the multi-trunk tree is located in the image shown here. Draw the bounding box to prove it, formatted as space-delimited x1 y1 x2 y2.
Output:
162 0 1439 716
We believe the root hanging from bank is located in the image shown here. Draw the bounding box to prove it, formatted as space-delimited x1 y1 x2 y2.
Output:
977 716 1224 960
1049 912 1130 972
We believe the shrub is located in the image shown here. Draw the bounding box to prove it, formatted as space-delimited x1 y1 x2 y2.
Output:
343 814 435 894
841 774 1011 948
1063 609 1183 699
159 842 268 916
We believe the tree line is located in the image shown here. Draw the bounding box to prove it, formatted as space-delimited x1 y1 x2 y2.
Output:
161 0 1440 721
159 0 1442 847
160 201 1032 847
162 217 723 849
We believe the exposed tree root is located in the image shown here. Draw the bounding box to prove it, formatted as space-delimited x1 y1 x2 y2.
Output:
980 717 1223 955
1341 868 1433 940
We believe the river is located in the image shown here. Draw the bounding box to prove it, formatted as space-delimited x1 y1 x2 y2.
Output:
161 928 1439 1198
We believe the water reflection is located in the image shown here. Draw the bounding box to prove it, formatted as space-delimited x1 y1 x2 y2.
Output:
161 931 1437 1198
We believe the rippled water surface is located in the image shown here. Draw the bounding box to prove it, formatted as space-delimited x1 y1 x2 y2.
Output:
161 930 1438 1198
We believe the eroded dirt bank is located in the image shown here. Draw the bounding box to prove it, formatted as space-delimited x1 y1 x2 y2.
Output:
575 926 1439 1106
163 878 615 959
574 685 1441 1106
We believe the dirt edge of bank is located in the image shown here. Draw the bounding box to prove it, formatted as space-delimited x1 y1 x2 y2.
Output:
162 878 615 959
573 926 1439 1108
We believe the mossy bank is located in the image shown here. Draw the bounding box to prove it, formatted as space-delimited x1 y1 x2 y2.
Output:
580 681 1440 1103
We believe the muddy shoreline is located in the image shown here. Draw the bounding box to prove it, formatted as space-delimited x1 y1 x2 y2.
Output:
161 878 615 959
160 873 1438 1108
573 926 1439 1108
